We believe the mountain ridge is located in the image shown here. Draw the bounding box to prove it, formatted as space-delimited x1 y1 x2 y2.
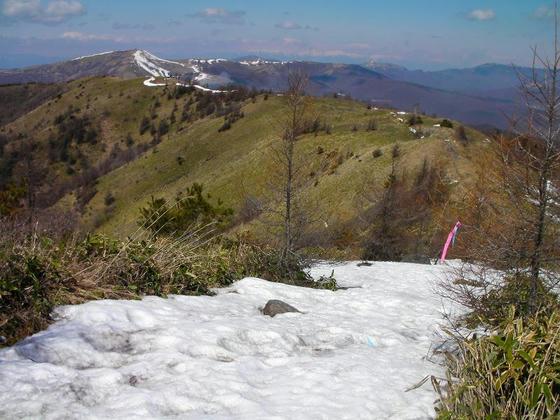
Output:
0 49 516 129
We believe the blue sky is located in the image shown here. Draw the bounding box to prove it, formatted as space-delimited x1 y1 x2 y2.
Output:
0 0 555 69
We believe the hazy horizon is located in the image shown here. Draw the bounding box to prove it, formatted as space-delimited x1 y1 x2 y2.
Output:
0 0 555 70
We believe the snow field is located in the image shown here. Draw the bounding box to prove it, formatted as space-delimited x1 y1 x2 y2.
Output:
0 261 456 419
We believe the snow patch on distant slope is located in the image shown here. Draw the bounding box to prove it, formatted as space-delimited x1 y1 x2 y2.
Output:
239 58 290 66
188 61 214 83
139 50 184 67
133 50 184 77
192 58 229 65
143 77 166 87
176 82 227 94
72 51 115 61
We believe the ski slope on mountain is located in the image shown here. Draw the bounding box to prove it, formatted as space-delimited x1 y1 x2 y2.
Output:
0 261 459 419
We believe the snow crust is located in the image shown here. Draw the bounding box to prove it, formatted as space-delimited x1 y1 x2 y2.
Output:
0 261 456 419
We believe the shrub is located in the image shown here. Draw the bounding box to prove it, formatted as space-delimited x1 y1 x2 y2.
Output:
0 183 25 216
435 309 560 419
367 118 378 131
0 232 321 346
236 195 263 223
455 125 469 144
158 119 169 137
362 155 450 261
218 120 232 132
372 148 383 158
408 115 423 126
0 243 70 345
138 183 233 236
104 192 116 206
440 119 453 128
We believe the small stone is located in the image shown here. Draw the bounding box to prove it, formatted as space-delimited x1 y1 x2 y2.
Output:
261 300 300 317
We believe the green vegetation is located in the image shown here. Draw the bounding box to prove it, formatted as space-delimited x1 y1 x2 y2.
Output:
0 229 334 347
0 76 486 256
138 183 233 235
440 119 453 128
0 74 490 347
435 309 560 419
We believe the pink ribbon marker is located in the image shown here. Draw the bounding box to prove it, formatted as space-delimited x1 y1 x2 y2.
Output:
441 221 461 263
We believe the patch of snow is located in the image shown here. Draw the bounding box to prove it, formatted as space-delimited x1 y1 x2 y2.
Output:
134 50 170 77
186 62 213 85
143 77 166 87
240 58 289 66
192 84 225 93
194 72 211 83
140 50 184 67
190 63 202 74
433 124 441 127
191 58 228 65
176 82 227 94
72 51 115 61
397 117 404 123
409 128 417 134
397 111 407 115
0 262 461 419
133 50 184 78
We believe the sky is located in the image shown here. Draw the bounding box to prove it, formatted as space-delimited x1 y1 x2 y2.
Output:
0 0 556 70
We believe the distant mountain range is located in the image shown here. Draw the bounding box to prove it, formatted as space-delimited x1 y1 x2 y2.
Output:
362 61 535 101
0 49 528 129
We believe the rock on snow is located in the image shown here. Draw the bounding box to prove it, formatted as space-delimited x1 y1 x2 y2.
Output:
0 261 456 419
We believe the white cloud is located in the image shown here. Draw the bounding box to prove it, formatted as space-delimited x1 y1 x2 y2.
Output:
274 21 317 31
467 9 495 21
2 0 85 23
61 31 107 41
188 8 246 25
276 21 301 30
533 5 555 20
3 0 39 16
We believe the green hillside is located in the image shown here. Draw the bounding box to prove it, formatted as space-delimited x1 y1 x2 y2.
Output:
1 76 489 254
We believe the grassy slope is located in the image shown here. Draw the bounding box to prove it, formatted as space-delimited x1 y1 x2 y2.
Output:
2 76 489 243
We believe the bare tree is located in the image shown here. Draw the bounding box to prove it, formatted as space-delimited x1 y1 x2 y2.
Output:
511 6 560 312
441 6 560 320
13 140 44 230
277 68 309 264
